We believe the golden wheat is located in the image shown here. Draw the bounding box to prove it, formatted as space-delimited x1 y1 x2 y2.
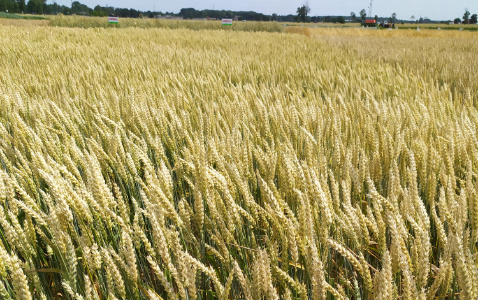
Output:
0 23 477 299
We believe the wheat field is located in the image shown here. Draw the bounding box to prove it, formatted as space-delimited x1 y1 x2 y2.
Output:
47 15 284 32
0 23 478 299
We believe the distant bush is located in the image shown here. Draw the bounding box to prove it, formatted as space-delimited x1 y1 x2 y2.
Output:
0 12 45 20
322 16 346 24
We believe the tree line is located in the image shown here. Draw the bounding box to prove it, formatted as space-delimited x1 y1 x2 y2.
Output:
0 0 356 22
0 0 166 17
0 0 273 20
1 0 475 24
179 8 271 21
0 0 71 15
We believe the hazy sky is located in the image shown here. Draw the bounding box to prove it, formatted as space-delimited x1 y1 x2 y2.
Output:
54 0 478 21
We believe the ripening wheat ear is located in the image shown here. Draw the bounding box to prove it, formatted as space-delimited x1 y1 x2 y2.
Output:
373 251 393 300
102 248 126 298
121 231 138 283
233 260 252 300
450 234 474 299
306 239 326 300
272 265 307 300
0 280 9 299
147 256 178 300
0 245 12 296
252 249 279 300
8 254 32 300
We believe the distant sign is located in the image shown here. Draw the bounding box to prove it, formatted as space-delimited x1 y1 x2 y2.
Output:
108 17 119 23
222 19 232 26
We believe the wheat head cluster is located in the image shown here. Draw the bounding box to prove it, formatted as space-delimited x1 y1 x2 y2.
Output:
0 24 477 299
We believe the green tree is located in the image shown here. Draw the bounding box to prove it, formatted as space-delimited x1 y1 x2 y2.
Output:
17 0 25 12
179 8 197 19
391 12 397 23
92 5 107 16
0 0 6 12
463 9 470 23
8 0 19 12
360 9 366 22
296 3 310 22
26 0 34 12
471 14 477 24
351 12 356 22
454 17 461 24
27 0 44 13
71 1 91 15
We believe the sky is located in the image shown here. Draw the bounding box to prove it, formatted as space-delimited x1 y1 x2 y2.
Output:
53 0 478 21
